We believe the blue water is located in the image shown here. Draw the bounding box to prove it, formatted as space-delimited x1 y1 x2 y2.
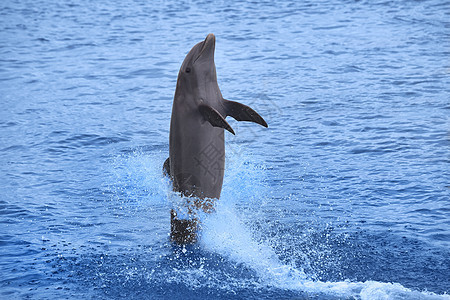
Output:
1 0 449 299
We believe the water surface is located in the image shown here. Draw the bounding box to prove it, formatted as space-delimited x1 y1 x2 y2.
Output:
1 0 449 299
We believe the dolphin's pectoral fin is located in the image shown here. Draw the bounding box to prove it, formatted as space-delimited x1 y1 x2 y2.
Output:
224 99 268 128
163 157 171 178
199 104 235 135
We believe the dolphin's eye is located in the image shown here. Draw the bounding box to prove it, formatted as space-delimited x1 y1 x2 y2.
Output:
185 67 191 73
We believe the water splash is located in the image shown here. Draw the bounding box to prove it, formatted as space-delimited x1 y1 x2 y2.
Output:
108 149 449 299
198 198 449 299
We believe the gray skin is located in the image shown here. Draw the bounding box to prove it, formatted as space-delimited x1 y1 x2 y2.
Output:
165 34 267 242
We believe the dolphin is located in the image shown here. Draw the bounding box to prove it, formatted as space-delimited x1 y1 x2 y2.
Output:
164 33 267 244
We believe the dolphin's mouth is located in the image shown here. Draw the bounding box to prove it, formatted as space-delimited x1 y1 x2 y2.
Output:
193 33 215 64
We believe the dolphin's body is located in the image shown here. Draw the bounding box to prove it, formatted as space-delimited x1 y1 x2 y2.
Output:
165 34 267 243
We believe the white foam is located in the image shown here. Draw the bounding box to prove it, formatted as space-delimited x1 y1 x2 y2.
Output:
115 150 450 299
199 201 449 300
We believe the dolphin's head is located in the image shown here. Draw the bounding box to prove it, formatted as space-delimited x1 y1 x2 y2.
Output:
175 34 219 102
180 33 216 75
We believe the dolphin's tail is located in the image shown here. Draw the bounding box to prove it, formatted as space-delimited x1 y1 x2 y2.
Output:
170 209 198 244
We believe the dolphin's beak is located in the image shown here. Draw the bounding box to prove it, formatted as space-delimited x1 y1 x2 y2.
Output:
193 33 215 64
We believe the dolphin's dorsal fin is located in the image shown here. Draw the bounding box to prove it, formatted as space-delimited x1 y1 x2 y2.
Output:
224 99 268 128
199 104 235 135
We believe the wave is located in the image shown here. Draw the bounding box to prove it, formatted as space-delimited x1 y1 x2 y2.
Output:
199 203 448 299
110 149 449 299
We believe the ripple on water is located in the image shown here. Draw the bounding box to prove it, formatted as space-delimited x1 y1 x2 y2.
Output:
0 0 449 298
